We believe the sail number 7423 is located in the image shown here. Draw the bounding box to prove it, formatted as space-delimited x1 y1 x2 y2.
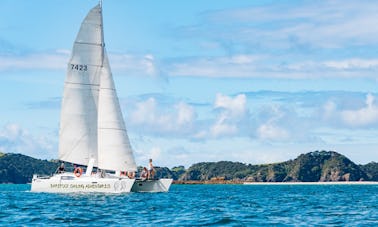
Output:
71 64 88 71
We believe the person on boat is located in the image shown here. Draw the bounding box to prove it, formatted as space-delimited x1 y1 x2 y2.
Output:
57 162 65 173
148 159 155 180
141 167 148 180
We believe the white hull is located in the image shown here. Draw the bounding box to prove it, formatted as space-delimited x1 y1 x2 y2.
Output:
31 173 135 193
131 179 173 192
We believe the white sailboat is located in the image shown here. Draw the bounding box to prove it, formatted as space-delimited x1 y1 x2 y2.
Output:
31 2 172 193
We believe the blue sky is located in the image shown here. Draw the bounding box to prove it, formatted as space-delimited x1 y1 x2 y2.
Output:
1 0 378 167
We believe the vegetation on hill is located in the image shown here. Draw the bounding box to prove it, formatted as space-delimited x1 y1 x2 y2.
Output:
359 162 378 181
0 153 57 183
0 151 376 184
180 151 372 182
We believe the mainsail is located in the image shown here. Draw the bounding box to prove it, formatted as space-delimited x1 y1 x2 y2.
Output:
59 4 136 171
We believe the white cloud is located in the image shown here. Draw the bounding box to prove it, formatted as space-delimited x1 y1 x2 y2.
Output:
169 55 262 78
128 98 196 135
0 51 68 71
210 119 237 138
167 1 378 79
210 1 378 48
209 93 248 137
127 93 249 139
207 93 248 138
134 146 162 167
127 92 378 146
168 55 378 79
257 123 289 141
214 93 247 118
319 93 378 128
322 100 337 121
324 59 378 70
254 104 292 141
0 50 158 78
341 93 378 127
0 123 56 159
176 102 196 125
110 53 158 76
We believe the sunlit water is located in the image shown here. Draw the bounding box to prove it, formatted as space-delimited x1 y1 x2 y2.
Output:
0 184 377 226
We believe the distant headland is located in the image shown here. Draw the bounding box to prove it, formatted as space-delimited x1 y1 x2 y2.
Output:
0 151 377 184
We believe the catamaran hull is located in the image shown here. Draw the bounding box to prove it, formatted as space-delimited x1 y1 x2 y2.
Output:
131 179 173 192
31 174 135 193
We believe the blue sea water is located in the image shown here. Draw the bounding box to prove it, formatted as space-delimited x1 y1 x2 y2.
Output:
0 184 377 226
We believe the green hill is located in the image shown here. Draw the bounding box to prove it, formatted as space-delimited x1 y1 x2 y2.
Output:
0 151 376 183
181 151 373 182
359 162 378 181
0 153 57 183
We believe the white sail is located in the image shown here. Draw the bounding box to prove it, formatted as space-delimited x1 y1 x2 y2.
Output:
58 4 103 166
97 52 137 172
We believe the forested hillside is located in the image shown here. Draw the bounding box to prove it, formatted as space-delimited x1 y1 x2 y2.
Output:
0 151 377 184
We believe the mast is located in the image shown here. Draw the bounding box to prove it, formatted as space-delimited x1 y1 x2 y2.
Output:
100 0 105 67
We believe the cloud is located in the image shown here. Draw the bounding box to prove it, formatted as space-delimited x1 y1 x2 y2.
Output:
208 1 378 48
168 54 378 79
127 93 250 139
0 50 159 78
109 53 159 77
324 59 378 70
214 93 247 118
0 123 56 159
341 93 378 127
168 55 263 78
127 91 378 146
257 124 289 141
209 93 248 137
318 93 378 129
134 146 162 167
128 97 196 135
0 51 68 71
210 120 237 138
166 1 378 79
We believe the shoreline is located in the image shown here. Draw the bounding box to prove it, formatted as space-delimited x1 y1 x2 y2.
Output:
173 180 378 185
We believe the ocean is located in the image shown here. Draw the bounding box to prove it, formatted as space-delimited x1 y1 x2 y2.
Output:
0 184 377 226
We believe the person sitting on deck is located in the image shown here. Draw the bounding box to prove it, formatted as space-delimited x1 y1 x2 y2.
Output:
57 162 65 173
141 167 148 180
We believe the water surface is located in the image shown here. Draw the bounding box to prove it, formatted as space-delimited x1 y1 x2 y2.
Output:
0 184 376 226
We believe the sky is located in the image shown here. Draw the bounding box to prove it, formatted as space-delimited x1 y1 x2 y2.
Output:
0 0 378 168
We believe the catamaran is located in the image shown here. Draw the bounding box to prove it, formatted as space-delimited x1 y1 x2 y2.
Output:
31 2 172 193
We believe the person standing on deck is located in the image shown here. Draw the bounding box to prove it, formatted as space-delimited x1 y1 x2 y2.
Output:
148 159 155 180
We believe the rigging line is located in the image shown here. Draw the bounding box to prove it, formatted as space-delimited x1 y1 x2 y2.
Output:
100 0 105 67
